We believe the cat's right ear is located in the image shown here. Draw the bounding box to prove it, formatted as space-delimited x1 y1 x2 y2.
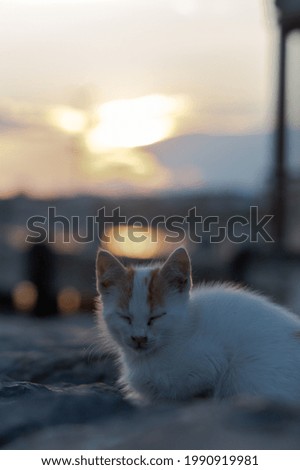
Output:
160 247 192 293
96 249 126 294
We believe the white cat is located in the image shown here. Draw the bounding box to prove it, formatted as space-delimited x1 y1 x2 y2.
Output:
96 247 300 403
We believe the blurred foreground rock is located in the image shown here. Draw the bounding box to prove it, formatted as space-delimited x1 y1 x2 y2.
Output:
1 313 300 449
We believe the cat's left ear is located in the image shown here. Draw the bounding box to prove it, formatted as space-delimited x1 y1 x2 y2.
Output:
96 249 126 294
160 247 192 293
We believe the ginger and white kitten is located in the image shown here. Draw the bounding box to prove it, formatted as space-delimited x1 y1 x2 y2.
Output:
96 247 300 403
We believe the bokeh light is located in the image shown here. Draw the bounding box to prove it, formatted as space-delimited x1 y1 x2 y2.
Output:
57 287 81 314
13 281 38 312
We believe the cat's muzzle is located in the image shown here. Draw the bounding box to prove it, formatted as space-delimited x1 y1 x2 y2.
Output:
130 335 148 350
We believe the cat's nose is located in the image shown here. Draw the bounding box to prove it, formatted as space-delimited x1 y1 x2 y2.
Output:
131 335 148 347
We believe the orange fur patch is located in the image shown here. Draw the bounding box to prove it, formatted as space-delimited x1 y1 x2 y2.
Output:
117 266 135 310
147 268 165 312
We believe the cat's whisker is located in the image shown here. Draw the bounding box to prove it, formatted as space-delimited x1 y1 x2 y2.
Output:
84 342 99 364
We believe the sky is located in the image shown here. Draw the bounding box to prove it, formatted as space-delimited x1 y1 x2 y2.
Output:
0 0 278 197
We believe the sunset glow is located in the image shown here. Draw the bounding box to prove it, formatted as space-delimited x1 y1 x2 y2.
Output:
48 106 87 134
0 0 271 197
83 148 170 187
46 94 186 191
85 94 188 152
102 225 184 259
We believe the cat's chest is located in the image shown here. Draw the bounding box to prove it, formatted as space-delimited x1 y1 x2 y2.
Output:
124 352 211 401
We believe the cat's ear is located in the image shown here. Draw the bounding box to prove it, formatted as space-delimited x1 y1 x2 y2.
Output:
96 249 126 294
160 247 192 293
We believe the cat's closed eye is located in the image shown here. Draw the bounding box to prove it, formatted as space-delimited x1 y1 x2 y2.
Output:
119 314 132 324
147 312 166 326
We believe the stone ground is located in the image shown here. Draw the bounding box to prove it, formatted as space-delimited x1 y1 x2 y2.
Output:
1 313 300 450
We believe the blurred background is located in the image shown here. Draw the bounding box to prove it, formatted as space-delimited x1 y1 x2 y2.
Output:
1 0 300 317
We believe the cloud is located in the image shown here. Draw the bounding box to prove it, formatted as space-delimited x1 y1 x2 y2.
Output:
0 99 173 197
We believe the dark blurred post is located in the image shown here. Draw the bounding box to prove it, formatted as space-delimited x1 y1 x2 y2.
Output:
272 25 287 249
28 243 57 316
273 1 300 248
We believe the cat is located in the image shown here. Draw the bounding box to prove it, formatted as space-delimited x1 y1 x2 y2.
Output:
95 246 300 403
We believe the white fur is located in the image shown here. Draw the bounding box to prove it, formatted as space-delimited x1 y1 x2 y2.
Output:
97 256 300 404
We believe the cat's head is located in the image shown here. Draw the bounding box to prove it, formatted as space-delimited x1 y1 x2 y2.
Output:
96 247 192 355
